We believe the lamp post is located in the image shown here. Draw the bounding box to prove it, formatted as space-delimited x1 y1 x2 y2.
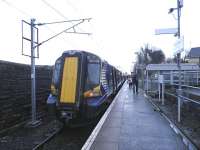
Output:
177 0 182 123
169 0 183 122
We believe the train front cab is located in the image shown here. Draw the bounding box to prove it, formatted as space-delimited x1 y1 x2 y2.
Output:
50 51 103 123
48 50 124 124
49 51 85 122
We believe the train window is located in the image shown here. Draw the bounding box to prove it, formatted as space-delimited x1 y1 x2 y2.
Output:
52 58 61 87
87 55 100 63
85 63 100 91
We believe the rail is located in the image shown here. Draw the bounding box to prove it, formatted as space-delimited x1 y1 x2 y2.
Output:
32 123 63 150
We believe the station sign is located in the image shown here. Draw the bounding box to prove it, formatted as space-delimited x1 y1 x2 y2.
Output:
158 75 164 84
174 36 184 55
155 28 177 35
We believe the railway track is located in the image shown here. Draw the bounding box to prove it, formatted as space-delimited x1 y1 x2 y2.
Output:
32 119 100 150
31 104 110 150
0 111 106 150
32 122 63 150
0 96 114 150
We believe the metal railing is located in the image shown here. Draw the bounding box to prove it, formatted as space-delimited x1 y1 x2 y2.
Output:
145 79 200 123
143 70 200 149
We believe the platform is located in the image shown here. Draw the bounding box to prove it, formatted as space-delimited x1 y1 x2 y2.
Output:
82 82 187 150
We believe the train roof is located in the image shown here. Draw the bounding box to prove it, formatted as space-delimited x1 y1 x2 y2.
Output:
62 50 123 73
62 50 100 59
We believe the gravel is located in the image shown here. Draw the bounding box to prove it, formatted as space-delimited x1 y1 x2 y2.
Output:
0 119 62 150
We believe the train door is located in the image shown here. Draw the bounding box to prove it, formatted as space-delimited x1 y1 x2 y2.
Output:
59 52 84 112
60 57 79 104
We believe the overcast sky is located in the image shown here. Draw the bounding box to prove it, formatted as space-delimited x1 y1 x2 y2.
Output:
0 0 200 73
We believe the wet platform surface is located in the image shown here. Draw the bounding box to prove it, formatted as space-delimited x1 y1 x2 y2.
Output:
83 82 187 150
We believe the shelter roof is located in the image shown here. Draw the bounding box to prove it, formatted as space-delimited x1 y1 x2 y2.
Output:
188 47 200 58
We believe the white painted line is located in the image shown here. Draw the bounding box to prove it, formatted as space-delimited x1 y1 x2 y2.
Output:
182 137 188 146
81 84 125 150
144 93 198 150
170 124 179 135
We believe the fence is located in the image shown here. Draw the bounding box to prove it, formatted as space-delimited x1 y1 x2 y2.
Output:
145 70 200 123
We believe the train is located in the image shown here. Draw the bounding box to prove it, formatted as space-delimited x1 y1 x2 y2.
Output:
47 50 125 126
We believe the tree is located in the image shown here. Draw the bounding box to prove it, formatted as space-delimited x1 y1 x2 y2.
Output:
149 50 165 64
136 44 165 65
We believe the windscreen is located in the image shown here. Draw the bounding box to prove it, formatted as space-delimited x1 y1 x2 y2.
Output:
85 57 100 91
52 58 62 87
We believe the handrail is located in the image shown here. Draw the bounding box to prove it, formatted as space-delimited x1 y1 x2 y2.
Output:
165 91 200 105
146 80 199 84
161 71 200 74
147 80 200 105
179 95 200 105
164 91 178 98
170 83 200 90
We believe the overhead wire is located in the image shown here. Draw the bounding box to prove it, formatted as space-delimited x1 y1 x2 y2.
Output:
36 19 88 48
41 0 67 19
2 0 102 52
64 0 79 13
1 0 76 48
64 0 105 52
41 0 85 33
42 0 98 47
1 0 31 17
63 0 105 52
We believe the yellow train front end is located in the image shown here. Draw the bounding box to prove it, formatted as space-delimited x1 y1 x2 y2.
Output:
47 50 84 123
59 56 79 119
60 57 79 104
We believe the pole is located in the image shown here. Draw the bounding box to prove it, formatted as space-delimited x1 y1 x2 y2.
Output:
22 17 91 127
162 82 165 105
31 18 36 123
146 71 149 93
159 83 161 101
197 67 199 86
177 0 181 123
29 18 40 126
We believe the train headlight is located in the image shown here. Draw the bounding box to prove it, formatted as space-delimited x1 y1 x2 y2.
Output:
84 91 99 98
61 111 67 116
84 86 101 98
84 90 93 98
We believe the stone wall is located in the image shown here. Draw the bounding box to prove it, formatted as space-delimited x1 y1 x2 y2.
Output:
0 60 52 131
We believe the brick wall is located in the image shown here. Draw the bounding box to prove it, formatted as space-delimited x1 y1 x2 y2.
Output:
0 60 52 131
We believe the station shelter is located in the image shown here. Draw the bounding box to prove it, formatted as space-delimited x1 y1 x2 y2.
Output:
145 63 199 93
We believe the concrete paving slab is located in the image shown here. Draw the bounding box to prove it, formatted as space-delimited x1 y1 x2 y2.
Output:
83 82 187 150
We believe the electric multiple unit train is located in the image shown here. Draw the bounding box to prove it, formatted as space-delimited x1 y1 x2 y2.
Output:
47 50 124 125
